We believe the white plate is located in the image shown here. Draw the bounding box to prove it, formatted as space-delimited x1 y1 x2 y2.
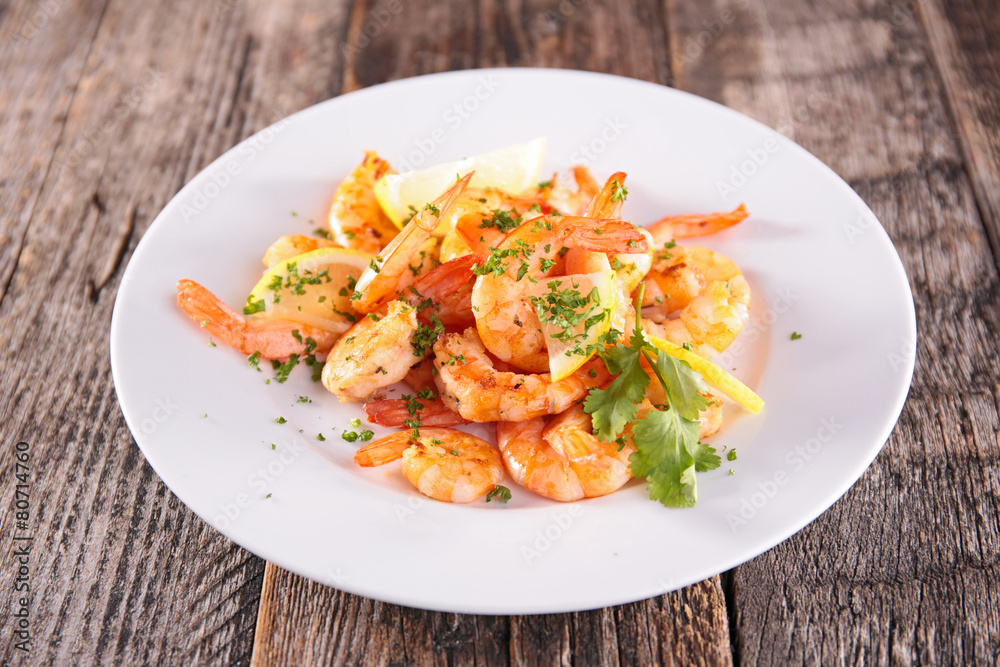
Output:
111 69 916 614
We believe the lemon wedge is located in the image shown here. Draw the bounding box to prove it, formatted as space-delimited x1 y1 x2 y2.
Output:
374 138 546 232
531 270 619 381
646 334 764 413
247 248 370 332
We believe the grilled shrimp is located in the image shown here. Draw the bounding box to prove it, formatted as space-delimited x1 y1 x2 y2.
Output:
640 245 750 359
176 279 340 358
646 203 748 246
432 328 609 422
354 428 504 503
328 151 399 253
471 215 648 373
496 405 634 502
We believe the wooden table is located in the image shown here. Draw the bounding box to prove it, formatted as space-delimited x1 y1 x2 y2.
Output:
2 0 998 664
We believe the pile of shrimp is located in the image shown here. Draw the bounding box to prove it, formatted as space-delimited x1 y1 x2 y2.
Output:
177 151 751 504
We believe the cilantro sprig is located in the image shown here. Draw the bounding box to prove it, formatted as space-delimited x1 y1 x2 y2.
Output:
583 286 720 507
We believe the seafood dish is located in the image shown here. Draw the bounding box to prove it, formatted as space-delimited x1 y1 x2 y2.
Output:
176 141 762 508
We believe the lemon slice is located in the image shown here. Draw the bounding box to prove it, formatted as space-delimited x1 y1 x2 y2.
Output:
247 248 370 332
646 334 764 413
531 270 619 381
374 138 546 232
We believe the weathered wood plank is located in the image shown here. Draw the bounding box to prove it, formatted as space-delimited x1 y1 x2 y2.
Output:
249 2 732 666
918 0 1000 271
666 0 1000 663
0 0 109 305
0 0 352 664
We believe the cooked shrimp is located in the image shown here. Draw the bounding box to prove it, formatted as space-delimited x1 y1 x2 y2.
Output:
176 279 340 358
328 151 399 253
640 245 750 359
262 235 341 268
471 215 649 372
496 408 634 502
321 300 419 402
363 395 469 427
351 173 472 314
354 428 503 503
403 357 437 393
539 166 601 215
402 254 480 328
646 203 748 246
432 328 610 422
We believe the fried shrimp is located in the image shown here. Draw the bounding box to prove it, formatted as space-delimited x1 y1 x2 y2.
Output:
354 428 503 503
432 328 610 422
328 151 399 253
640 245 750 359
496 407 634 502
321 300 420 402
176 279 340 358
351 172 473 314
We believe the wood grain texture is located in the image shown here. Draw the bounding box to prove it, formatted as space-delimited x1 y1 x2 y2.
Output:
666 0 1000 663
2 0 999 664
918 0 1000 271
0 0 352 664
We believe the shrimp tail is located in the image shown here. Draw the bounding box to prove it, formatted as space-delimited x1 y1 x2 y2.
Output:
407 254 482 303
584 171 627 219
176 279 248 352
363 396 470 427
354 432 413 466
648 203 748 241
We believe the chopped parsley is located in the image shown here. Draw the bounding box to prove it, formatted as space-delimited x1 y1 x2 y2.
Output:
790 331 803 340
243 296 265 315
479 209 522 233
610 180 628 202
248 351 263 372
274 416 287 424
486 485 512 503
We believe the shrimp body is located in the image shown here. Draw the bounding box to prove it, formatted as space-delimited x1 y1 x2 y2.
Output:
328 151 399 253
176 279 340 358
471 215 649 373
321 300 419 402
640 245 750 359
262 235 341 268
432 328 609 422
354 428 503 503
351 173 472 314
496 407 634 502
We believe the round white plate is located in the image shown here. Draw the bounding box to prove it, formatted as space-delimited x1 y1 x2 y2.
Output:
111 69 916 614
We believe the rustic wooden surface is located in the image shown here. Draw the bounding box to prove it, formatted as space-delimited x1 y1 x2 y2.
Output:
0 0 997 664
